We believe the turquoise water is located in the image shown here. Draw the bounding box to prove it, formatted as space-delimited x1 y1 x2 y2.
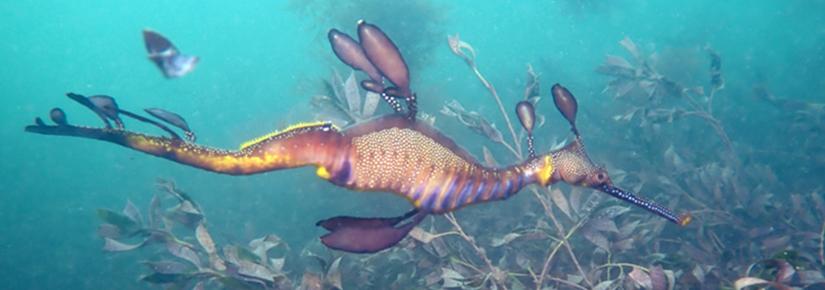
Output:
2 1 824 289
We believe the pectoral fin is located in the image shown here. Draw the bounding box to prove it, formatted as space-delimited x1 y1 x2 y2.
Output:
315 209 417 231
317 210 424 253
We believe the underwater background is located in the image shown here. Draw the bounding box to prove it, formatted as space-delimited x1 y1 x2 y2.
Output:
2 0 825 289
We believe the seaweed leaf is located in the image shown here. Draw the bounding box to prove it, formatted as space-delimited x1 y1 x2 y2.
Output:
448 34 476 63
664 144 686 171
325 257 342 290
195 222 226 271
619 37 641 61
569 187 584 215
587 218 619 234
491 233 521 247
440 99 504 143
236 260 277 283
299 272 323 290
143 260 191 275
248 234 282 262
650 265 667 290
582 229 610 251
706 46 725 91
166 240 202 269
733 277 772 290
549 188 573 220
592 280 615 290
148 194 163 230
97 223 121 239
441 267 466 288
604 55 634 70
362 92 381 118
618 220 641 238
343 72 361 114
140 272 192 284
598 205 632 220
330 70 346 106
192 281 205 290
122 199 143 226
523 64 540 100
97 209 140 236
482 146 499 167
409 227 439 244
311 95 352 126
195 223 217 255
270 257 285 273
103 237 146 252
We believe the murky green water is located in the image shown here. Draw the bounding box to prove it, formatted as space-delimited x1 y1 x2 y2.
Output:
2 1 823 289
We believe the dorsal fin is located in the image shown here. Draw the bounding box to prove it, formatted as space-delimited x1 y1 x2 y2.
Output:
239 121 338 150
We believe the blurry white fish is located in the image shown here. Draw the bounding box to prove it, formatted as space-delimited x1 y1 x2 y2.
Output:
143 29 198 78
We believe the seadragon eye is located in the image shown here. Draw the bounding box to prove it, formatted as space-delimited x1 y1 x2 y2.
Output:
589 169 610 187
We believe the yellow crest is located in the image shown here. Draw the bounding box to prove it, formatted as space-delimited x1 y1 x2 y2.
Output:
239 121 338 150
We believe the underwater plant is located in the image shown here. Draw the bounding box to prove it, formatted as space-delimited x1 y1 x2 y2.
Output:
24 13 825 290
592 37 825 290
97 179 294 290
310 70 436 128
597 37 733 153
288 0 446 73
28 20 690 259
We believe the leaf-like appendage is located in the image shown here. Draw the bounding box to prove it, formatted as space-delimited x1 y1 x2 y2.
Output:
343 72 361 115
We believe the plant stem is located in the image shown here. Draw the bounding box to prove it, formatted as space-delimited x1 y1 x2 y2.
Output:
499 140 521 159
606 251 613 281
545 276 589 290
463 60 522 158
445 213 510 290
820 221 825 266
451 257 485 275
592 262 650 273
681 110 734 153
430 231 462 240
707 88 718 115
532 187 591 290
677 87 705 112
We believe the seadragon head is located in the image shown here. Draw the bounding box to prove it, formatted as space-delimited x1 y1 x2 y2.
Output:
522 84 692 226
550 139 610 188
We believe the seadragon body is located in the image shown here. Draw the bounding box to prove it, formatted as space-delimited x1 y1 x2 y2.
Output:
25 20 690 253
30 115 556 214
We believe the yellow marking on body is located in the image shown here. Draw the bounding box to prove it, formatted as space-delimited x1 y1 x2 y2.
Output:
537 155 555 186
239 121 337 150
204 153 285 172
316 166 331 179
124 134 306 174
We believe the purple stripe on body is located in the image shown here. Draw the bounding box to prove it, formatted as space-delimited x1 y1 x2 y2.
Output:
484 181 500 201
502 178 513 199
454 178 475 209
421 182 441 210
410 183 425 201
470 181 486 204
437 176 460 211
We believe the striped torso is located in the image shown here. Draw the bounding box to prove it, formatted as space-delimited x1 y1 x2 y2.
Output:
342 126 537 213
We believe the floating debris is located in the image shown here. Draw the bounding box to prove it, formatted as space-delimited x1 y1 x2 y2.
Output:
143 29 199 78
